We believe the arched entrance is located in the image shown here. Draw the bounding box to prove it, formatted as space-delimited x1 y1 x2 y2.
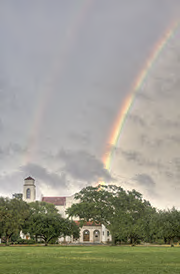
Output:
83 230 90 242
93 230 100 243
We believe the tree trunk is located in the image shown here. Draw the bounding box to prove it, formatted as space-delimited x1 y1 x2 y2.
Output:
170 238 174 247
111 234 116 246
6 236 9 245
131 237 135 246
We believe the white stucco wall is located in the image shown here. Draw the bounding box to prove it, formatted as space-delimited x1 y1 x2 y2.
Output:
23 179 36 203
55 196 112 244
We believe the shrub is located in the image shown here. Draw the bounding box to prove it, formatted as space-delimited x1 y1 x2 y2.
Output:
155 239 165 245
16 238 36 244
48 238 59 244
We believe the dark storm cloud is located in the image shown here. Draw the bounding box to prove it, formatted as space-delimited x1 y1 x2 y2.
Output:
21 163 68 189
58 149 114 183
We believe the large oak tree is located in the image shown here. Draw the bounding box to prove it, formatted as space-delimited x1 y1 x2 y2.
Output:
66 185 155 244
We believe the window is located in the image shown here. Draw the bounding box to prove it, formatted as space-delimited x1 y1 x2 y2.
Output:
107 231 110 237
26 188 31 199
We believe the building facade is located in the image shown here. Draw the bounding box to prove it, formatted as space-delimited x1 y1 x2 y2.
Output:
22 177 112 244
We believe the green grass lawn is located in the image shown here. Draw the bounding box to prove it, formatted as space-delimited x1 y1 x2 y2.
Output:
0 246 180 274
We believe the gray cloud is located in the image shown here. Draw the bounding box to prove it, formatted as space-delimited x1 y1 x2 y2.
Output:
139 134 163 148
68 131 92 146
133 173 156 187
132 173 157 197
0 143 27 158
58 149 114 183
0 118 3 132
127 114 147 127
135 91 153 102
0 171 23 196
167 134 180 144
120 149 142 162
20 163 68 190
118 148 164 170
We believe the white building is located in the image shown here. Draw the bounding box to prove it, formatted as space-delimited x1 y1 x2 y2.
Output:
22 176 112 244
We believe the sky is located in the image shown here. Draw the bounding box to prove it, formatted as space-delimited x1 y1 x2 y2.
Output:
0 0 180 209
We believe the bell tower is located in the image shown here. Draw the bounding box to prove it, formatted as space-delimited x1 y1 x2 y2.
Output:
23 176 36 203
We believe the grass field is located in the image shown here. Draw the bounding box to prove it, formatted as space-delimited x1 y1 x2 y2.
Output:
0 246 180 274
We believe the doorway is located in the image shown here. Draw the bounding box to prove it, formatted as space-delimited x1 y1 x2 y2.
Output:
93 230 100 242
83 230 90 242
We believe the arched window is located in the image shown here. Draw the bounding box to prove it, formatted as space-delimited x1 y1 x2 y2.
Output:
83 230 90 242
26 188 31 199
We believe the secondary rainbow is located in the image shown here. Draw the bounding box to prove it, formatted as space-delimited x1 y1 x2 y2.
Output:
103 20 179 172
23 0 94 165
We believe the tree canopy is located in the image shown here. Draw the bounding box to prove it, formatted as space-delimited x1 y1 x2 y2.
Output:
66 185 156 244
0 197 30 243
23 201 80 245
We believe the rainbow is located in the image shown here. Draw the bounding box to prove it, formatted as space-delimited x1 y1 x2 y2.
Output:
103 20 179 172
23 0 94 165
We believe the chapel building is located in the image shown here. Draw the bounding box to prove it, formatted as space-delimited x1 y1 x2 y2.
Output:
22 176 112 244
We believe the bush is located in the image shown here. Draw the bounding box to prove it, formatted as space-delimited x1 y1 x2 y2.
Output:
11 233 20 243
155 239 165 245
48 238 59 244
27 239 36 244
16 238 36 245
37 240 45 244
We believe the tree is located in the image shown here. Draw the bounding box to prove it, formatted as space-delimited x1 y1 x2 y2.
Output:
62 219 80 240
28 201 59 215
0 197 30 244
155 208 180 245
66 185 154 244
23 201 80 245
12 193 23 200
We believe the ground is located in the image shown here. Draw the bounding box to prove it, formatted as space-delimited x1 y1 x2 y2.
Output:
0 246 180 274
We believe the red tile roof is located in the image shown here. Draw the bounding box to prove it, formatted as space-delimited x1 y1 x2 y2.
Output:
75 221 101 226
42 197 66 206
25 176 35 181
